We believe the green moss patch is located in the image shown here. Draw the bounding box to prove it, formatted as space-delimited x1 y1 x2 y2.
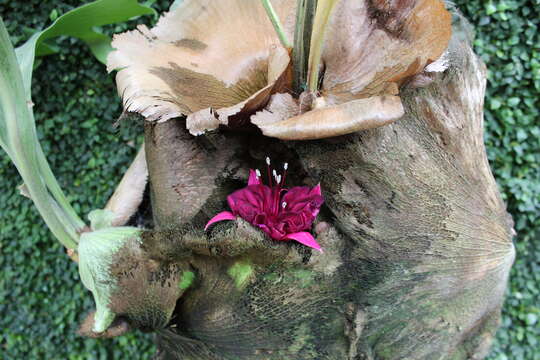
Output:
178 270 196 290
228 261 254 289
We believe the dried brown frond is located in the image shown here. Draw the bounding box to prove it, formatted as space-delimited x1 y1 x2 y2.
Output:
253 95 404 140
250 0 451 140
321 0 452 102
108 0 297 135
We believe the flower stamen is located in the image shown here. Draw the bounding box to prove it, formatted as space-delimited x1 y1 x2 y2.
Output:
266 156 273 186
281 162 288 186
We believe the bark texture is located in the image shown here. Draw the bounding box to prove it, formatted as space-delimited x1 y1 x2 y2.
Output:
115 14 515 360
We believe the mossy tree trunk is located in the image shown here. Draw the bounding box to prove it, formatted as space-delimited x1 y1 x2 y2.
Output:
131 19 515 360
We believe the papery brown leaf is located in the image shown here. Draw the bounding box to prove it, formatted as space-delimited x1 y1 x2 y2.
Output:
186 108 220 136
107 0 296 127
253 95 404 140
321 0 452 103
251 0 450 140
214 46 293 127
251 92 300 127
105 146 148 226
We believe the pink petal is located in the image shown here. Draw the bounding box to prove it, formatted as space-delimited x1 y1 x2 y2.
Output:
285 232 323 253
228 185 272 217
248 169 261 186
204 211 236 230
312 183 322 196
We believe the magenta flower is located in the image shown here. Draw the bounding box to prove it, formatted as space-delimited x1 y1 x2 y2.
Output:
205 159 324 252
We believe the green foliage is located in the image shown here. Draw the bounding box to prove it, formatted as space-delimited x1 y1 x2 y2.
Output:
0 1 164 358
15 0 155 98
1 18 83 250
0 0 538 359
454 1 540 359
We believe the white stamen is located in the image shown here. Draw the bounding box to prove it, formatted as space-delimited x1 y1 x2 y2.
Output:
266 157 271 165
273 169 277 179
255 169 261 178
282 201 287 208
283 163 288 170
276 175 282 184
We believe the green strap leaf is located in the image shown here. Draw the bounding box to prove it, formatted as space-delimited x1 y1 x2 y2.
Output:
0 0 156 249
14 0 156 99
0 1 156 250
0 19 78 249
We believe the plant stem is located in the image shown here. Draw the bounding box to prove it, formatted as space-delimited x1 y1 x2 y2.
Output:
261 0 292 49
307 0 339 92
292 0 317 94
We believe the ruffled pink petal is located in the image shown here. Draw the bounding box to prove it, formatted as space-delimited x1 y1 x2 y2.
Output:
204 211 236 230
285 232 323 253
281 186 323 223
283 186 323 208
228 185 272 218
248 169 261 186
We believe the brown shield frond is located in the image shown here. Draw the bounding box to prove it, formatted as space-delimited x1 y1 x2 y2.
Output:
252 95 404 140
321 0 452 103
107 0 296 132
250 0 451 140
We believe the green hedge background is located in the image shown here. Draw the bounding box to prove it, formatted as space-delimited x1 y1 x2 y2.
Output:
0 1 538 359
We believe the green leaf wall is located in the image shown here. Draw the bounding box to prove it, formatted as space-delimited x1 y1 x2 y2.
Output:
0 0 538 358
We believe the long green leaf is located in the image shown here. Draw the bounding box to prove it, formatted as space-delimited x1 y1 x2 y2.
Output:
292 0 317 93
4 0 155 235
307 0 339 92
15 0 155 99
0 1 156 250
0 19 77 249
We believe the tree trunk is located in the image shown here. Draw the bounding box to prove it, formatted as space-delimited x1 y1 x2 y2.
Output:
127 16 515 360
